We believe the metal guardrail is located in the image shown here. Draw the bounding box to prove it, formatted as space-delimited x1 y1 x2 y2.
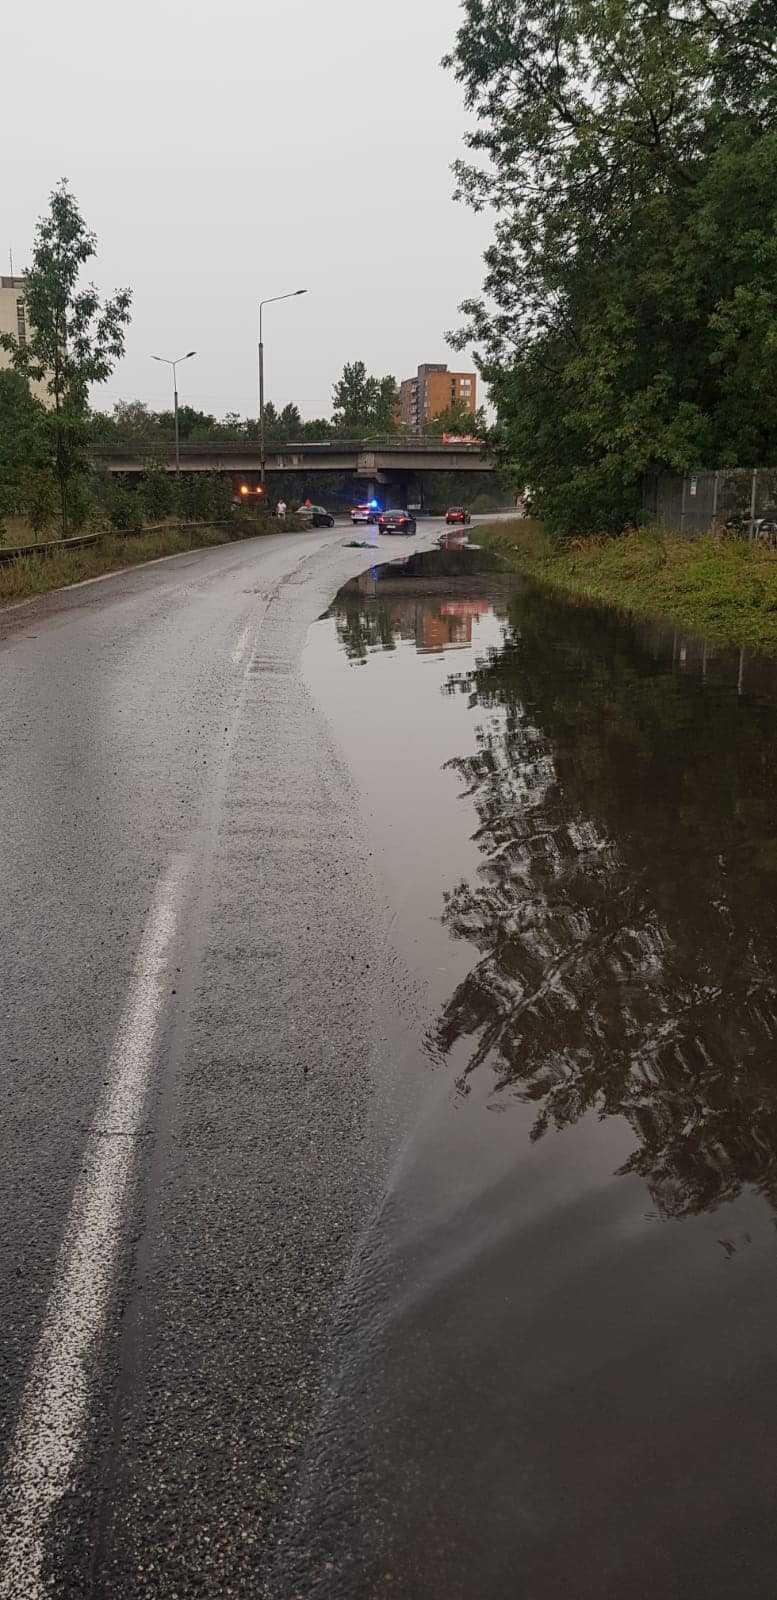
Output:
0 521 236 567
0 532 100 566
90 435 486 458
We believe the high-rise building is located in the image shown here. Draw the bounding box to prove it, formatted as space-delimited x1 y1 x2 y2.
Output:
0 275 48 403
399 363 477 434
0 275 30 359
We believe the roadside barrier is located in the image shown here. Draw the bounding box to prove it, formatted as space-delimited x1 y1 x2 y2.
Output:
0 521 235 567
0 533 100 566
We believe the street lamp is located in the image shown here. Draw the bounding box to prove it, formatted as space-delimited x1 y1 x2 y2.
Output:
258 291 307 489
151 350 197 477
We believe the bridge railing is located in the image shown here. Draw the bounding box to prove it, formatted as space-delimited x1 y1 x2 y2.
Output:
90 435 486 458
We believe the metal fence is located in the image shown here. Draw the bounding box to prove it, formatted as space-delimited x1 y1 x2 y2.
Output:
643 468 777 536
91 434 484 459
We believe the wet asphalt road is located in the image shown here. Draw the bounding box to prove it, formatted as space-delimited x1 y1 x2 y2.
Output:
0 522 448 1598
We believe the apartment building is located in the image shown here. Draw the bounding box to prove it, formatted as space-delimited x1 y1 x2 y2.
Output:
399 363 477 433
0 275 48 403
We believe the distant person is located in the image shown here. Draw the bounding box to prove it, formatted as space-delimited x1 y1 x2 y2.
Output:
276 499 287 519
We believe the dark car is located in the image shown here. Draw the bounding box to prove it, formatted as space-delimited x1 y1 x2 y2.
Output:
299 504 335 528
445 506 471 525
378 509 417 536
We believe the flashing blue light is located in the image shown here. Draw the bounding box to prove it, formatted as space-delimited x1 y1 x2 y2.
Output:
369 498 379 509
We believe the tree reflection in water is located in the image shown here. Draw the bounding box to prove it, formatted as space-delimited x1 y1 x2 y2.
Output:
433 591 777 1220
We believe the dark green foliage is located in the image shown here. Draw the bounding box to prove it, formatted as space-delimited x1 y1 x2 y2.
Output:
260 402 304 446
107 484 145 533
208 475 233 520
332 361 398 436
0 180 131 536
299 416 334 440
94 400 156 439
156 405 217 440
446 1 777 533
0 370 48 530
425 400 488 438
173 473 232 522
93 470 230 532
142 468 175 520
90 401 334 448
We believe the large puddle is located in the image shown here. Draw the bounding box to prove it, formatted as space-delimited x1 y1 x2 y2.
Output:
301 550 777 1598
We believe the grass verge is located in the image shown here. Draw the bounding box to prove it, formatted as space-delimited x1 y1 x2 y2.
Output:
0 523 267 606
476 518 777 652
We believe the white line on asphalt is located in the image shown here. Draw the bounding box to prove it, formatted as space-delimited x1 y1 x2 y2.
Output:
231 618 254 668
0 855 189 1600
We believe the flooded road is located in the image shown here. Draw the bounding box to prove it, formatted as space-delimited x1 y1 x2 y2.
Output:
301 550 777 1599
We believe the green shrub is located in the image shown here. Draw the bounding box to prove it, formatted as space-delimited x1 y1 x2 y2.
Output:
143 467 174 520
20 468 59 534
108 484 145 532
170 473 231 522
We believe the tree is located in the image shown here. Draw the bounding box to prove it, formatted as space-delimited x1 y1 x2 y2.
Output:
332 361 398 436
425 399 488 438
108 400 158 438
0 370 48 532
278 402 302 440
156 405 216 440
219 410 247 435
299 416 334 440
445 1 777 533
260 400 304 447
0 180 132 535
142 466 174 520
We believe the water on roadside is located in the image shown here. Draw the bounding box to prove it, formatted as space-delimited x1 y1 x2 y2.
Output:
298 550 777 1600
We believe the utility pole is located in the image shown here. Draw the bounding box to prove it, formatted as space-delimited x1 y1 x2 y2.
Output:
258 290 308 491
151 351 197 476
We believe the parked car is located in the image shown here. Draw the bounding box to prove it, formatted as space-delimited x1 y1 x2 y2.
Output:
445 506 471 525
351 503 379 524
299 504 335 528
725 506 777 544
378 509 417 536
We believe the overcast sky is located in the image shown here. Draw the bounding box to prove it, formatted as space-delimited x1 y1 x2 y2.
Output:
3 0 492 421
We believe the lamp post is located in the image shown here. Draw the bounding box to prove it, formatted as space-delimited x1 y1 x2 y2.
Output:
151 351 197 477
258 291 307 491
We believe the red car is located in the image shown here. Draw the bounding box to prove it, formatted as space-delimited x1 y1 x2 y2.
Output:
445 506 471 526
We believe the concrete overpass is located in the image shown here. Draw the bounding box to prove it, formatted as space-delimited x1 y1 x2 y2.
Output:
91 436 495 488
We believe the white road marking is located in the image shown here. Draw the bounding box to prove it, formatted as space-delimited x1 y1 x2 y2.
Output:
0 855 188 1599
231 618 254 668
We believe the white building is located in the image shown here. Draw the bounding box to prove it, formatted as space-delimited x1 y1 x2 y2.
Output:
0 275 49 404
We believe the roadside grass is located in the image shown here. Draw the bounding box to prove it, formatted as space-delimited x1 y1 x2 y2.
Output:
476 518 777 652
0 525 236 605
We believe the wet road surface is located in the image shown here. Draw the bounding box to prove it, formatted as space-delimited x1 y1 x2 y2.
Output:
297 552 777 1599
0 521 450 1598
5 527 777 1599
